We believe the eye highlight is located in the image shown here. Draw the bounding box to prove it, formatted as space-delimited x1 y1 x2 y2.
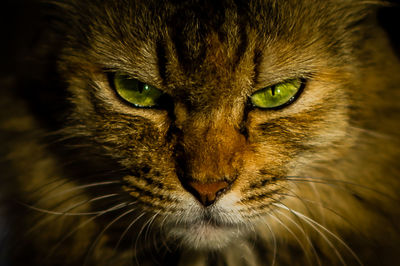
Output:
113 73 165 108
250 79 303 109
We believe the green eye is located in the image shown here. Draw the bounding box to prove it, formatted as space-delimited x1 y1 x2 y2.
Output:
250 79 302 109
113 73 165 108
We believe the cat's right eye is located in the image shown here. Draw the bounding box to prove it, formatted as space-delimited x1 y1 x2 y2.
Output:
112 73 166 108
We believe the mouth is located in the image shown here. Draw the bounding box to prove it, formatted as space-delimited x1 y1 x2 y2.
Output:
168 222 244 250
198 210 236 227
164 209 248 250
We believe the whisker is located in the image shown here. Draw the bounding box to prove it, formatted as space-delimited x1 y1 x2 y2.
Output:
273 207 322 266
290 208 363 266
264 217 277 266
19 193 121 216
26 178 67 202
83 207 139 266
134 212 155 266
20 179 123 214
13 193 114 254
275 191 364 236
286 176 398 202
144 211 161 245
28 169 124 205
274 203 363 266
348 126 394 140
23 192 89 234
44 202 131 263
273 182 316 220
273 203 346 265
268 211 314 266
158 213 173 253
36 180 122 203
307 177 325 224
144 212 161 265
22 193 122 247
113 209 145 254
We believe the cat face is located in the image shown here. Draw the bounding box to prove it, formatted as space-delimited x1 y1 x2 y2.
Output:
57 0 374 249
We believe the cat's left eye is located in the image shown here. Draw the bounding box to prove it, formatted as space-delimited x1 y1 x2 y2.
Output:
250 79 303 109
113 73 166 108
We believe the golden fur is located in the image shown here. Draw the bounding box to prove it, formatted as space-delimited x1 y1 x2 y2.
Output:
1 0 400 265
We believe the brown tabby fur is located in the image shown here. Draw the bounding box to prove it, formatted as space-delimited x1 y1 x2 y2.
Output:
1 0 400 265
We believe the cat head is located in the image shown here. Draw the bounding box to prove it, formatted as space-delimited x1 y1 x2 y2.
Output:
51 0 381 249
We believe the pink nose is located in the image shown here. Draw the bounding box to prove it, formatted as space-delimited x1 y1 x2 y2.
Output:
186 181 230 206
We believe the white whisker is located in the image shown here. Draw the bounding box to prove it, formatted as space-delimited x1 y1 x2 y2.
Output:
133 212 159 266
83 207 139 266
268 211 314 266
274 208 322 266
274 203 363 266
20 193 120 216
44 202 131 263
286 176 398 201
264 217 277 266
34 180 122 205
113 209 144 253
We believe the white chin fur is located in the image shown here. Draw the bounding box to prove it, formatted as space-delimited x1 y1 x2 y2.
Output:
165 192 249 250
167 222 246 250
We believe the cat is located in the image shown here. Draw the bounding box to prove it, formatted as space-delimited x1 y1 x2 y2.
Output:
1 0 400 265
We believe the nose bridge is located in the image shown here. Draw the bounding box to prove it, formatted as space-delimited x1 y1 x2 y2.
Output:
181 112 246 182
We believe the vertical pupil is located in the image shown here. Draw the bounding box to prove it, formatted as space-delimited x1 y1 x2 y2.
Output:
138 81 145 93
271 86 276 96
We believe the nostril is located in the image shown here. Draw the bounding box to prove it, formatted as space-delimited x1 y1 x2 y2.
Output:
186 180 231 207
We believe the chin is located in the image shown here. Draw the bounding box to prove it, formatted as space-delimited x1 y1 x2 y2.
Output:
167 222 247 250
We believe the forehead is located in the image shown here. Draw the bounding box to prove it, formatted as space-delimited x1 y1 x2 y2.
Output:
62 0 370 97
67 0 366 40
